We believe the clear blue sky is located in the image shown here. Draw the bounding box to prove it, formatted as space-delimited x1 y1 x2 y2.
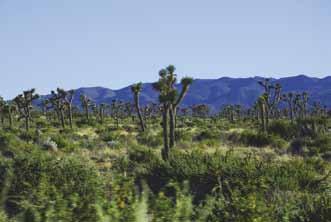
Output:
1 0 331 99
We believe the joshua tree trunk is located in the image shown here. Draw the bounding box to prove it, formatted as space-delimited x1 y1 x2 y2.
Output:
288 102 294 122
261 107 266 133
169 105 176 148
116 118 119 128
60 109 65 129
230 109 234 122
162 105 169 160
84 105 89 122
265 106 269 130
131 83 146 132
134 94 145 132
99 106 104 124
68 105 73 129
258 98 267 133
169 82 191 148
7 110 13 129
24 108 30 132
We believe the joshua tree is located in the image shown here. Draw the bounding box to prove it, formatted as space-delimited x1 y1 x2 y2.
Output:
99 103 107 124
80 95 92 122
258 79 282 126
111 100 125 128
282 92 295 121
222 105 235 122
41 99 51 117
124 102 135 122
257 95 268 133
296 92 309 119
312 102 323 117
131 82 145 132
14 89 39 132
0 98 16 129
153 65 193 159
3 102 16 129
50 89 66 129
191 104 210 118
58 89 75 129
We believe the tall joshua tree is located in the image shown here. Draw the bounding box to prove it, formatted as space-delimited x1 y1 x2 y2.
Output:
50 89 66 129
80 95 92 122
131 82 146 132
58 89 75 129
258 79 282 128
282 92 295 121
153 65 193 160
99 103 107 124
14 89 39 132
257 95 268 133
296 92 309 119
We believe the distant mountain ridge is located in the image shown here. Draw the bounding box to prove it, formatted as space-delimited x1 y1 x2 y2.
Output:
41 75 331 111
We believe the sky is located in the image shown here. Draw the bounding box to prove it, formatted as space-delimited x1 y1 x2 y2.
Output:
1 0 331 99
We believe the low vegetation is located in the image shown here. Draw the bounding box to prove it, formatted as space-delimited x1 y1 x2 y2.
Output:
0 67 330 221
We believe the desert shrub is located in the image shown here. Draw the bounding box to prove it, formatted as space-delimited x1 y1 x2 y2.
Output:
97 127 123 142
268 120 297 139
228 130 286 149
0 131 23 149
296 117 328 138
174 129 192 143
0 130 33 158
136 130 163 148
122 125 136 133
138 149 330 204
289 138 308 155
0 211 11 222
240 131 273 147
2 151 103 221
194 128 220 141
34 117 50 129
289 135 331 156
308 134 331 155
103 175 138 222
51 134 78 152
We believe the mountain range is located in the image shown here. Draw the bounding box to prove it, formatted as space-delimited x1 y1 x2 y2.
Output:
42 75 331 111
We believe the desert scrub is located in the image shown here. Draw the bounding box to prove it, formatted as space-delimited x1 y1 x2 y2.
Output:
136 130 163 148
228 130 287 149
1 150 104 221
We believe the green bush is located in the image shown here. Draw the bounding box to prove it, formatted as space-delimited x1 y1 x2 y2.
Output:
194 128 220 141
268 120 297 139
289 135 331 156
51 133 78 152
228 130 286 149
136 130 163 148
1 151 103 221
